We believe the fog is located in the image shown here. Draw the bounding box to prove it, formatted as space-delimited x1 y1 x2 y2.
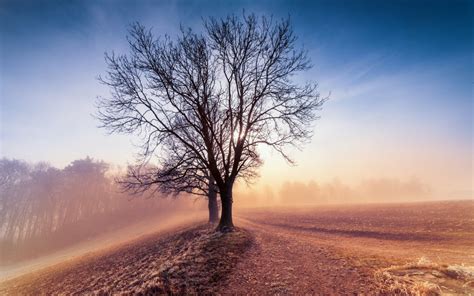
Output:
235 177 432 208
0 157 205 267
0 156 461 271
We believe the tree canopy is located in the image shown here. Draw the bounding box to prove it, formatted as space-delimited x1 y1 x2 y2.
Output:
98 14 326 231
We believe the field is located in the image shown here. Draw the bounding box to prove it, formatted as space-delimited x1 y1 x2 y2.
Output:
234 200 474 294
1 200 473 295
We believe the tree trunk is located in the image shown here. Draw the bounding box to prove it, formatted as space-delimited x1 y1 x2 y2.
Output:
208 176 219 223
217 183 234 232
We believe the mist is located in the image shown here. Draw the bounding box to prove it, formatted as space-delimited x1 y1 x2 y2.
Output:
0 155 460 266
235 177 433 208
0 157 205 266
1 155 435 266
0 1 471 294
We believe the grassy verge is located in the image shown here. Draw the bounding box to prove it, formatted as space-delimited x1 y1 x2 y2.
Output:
0 225 253 295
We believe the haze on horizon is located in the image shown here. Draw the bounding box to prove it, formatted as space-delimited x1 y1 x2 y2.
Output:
1 0 472 202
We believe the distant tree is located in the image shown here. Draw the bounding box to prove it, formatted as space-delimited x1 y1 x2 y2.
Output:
97 14 326 231
0 159 31 242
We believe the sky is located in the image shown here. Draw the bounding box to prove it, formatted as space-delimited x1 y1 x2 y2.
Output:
1 0 472 200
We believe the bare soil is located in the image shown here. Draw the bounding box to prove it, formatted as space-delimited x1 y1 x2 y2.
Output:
227 200 474 295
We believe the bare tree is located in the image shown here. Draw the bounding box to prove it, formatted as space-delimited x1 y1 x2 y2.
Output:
97 14 326 231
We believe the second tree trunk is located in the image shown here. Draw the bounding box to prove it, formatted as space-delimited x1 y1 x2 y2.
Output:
208 178 219 223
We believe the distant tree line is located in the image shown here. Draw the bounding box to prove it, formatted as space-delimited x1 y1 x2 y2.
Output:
0 157 192 264
235 178 430 207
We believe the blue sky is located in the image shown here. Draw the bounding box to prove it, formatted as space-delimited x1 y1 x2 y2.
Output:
0 0 472 197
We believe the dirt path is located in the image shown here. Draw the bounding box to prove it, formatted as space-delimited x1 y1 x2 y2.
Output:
223 217 379 295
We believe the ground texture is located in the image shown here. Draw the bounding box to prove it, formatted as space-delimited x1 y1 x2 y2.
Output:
1 200 473 295
227 201 474 295
0 225 252 295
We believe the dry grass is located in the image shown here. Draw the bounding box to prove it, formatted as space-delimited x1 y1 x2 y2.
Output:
0 225 252 295
375 257 474 295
